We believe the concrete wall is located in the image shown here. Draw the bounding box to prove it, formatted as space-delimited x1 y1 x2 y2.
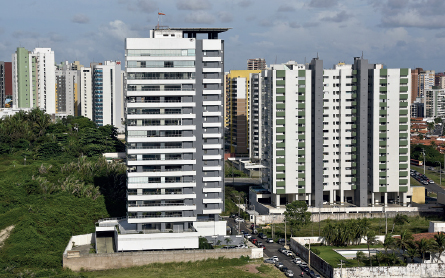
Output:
438 192 445 205
290 238 333 278
63 248 263 271
64 233 94 255
309 210 442 223
429 221 445 233
333 263 445 278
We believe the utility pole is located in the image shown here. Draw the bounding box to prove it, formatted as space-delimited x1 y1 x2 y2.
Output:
284 217 287 247
437 161 442 185
306 238 311 268
423 148 426 174
318 207 321 236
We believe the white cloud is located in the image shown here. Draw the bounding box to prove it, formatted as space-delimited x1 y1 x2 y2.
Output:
218 11 233 23
71 14 90 24
184 11 215 24
177 0 211 10
99 20 138 42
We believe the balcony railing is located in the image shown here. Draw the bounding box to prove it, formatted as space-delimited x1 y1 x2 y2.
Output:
127 203 194 207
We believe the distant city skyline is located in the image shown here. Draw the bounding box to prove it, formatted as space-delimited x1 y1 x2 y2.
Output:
1 0 445 71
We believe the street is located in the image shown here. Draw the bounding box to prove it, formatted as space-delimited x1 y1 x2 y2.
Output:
226 217 323 278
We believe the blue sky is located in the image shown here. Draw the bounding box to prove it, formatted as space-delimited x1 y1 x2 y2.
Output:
1 0 445 71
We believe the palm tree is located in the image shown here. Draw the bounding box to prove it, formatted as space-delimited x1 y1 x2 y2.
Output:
322 220 335 246
416 238 434 263
386 252 401 266
434 232 445 263
404 246 419 263
356 251 366 267
375 251 385 266
396 230 413 256
384 233 395 254
366 230 377 267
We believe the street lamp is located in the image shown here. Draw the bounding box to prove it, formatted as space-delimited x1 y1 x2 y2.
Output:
436 161 442 186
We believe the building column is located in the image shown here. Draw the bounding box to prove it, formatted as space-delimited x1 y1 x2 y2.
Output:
340 189 344 206
384 192 388 207
329 190 334 204
402 192 407 206
333 190 337 204
308 193 311 206
274 194 280 207
371 192 375 207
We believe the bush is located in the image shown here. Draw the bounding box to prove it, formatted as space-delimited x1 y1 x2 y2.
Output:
311 248 321 255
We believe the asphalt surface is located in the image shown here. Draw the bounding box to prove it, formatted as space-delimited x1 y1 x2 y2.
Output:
226 217 323 278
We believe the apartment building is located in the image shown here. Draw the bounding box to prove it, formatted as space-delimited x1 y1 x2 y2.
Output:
0 62 13 108
91 61 123 131
55 63 81 116
261 58 412 208
226 70 261 156
124 27 228 249
247 58 266 70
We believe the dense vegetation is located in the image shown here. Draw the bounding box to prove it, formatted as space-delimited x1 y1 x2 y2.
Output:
411 144 445 167
0 109 126 277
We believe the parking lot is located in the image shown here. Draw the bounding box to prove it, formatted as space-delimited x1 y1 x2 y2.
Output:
227 217 324 277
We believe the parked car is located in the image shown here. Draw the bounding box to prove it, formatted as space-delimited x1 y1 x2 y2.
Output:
235 217 245 222
259 233 267 239
293 257 302 264
286 270 294 277
271 255 279 262
285 250 294 257
314 274 321 278
264 258 275 264
275 261 284 269
281 266 289 273
278 238 286 244
278 247 286 253
300 262 308 269
267 238 274 243
244 233 251 239
308 270 316 277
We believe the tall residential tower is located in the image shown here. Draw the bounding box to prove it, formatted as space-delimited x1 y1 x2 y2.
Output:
124 28 228 249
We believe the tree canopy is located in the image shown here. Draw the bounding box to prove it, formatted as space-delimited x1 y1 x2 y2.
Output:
284 200 311 236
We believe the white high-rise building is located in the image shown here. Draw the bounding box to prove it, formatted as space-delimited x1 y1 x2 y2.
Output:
92 61 124 131
80 67 93 119
123 27 229 250
258 58 412 208
32 48 56 114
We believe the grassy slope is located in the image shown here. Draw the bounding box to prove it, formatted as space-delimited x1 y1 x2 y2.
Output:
0 154 108 276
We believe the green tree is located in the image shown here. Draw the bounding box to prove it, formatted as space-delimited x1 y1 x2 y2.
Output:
384 233 395 253
375 251 385 266
284 201 311 237
435 117 442 124
366 230 378 267
356 251 366 267
392 214 409 233
396 230 414 257
404 246 419 263
434 232 445 263
416 238 434 263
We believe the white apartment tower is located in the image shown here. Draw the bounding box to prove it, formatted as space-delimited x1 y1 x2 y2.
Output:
261 58 412 208
125 28 228 240
92 61 124 131
32 48 56 114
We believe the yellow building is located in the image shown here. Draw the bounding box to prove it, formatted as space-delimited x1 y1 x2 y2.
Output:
226 70 261 156
412 186 425 204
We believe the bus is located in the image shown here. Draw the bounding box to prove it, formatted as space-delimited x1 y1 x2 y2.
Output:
410 159 423 166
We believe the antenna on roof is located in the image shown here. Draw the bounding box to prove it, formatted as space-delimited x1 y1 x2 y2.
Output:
361 51 364 59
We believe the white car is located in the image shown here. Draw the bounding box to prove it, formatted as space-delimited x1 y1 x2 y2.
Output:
244 233 251 239
235 217 245 222
293 258 301 264
271 256 279 262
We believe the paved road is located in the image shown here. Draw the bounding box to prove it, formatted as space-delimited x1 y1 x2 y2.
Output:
226 217 323 277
